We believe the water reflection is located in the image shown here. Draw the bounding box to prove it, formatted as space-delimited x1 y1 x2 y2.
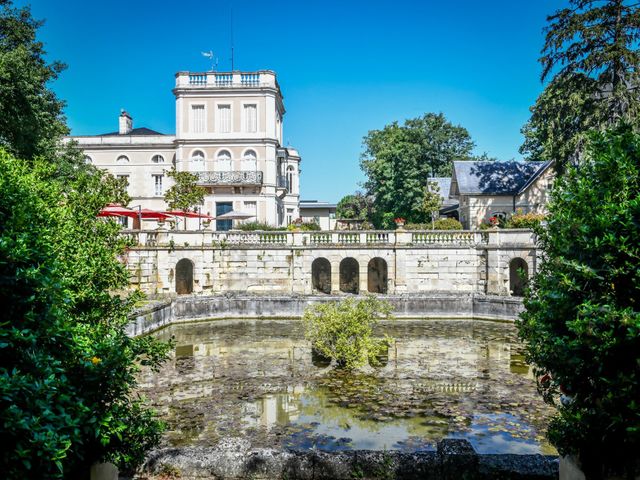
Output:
139 319 553 454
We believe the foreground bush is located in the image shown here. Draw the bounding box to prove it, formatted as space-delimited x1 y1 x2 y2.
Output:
0 150 170 478
517 129 640 477
302 297 393 369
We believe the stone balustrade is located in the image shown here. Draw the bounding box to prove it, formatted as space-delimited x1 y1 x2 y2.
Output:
175 70 278 90
123 229 536 248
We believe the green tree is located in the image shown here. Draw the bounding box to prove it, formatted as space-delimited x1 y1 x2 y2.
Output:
303 297 393 370
0 1 68 160
422 180 442 229
517 128 640 477
360 113 476 225
164 168 206 212
336 192 373 221
0 149 171 478
521 0 640 172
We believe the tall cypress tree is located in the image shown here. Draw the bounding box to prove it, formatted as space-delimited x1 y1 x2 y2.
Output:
521 0 640 171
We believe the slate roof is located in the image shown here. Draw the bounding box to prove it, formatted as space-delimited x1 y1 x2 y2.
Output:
97 127 166 136
453 161 550 195
300 200 337 209
427 177 457 205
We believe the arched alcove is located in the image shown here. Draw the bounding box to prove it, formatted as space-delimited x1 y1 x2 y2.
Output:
509 257 528 296
311 257 331 294
176 258 194 294
339 258 359 294
367 257 388 294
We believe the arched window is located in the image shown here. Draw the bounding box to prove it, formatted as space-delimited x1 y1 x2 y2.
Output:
216 150 232 172
287 165 295 192
191 150 205 164
84 155 92 164
116 155 129 164
151 154 165 163
241 150 257 171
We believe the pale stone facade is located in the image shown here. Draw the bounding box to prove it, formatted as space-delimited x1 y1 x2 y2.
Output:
450 161 554 229
124 229 537 297
299 200 337 230
67 70 301 229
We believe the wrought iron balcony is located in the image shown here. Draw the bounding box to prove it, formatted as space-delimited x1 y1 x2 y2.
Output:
195 171 263 186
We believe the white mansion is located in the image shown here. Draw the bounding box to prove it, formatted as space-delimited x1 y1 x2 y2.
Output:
68 70 301 230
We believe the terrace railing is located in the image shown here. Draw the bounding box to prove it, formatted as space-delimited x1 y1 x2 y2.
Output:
123 229 536 248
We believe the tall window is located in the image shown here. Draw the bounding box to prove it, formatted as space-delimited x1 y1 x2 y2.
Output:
217 104 231 133
153 174 163 196
116 155 129 164
244 104 257 132
216 150 232 172
287 165 295 193
243 201 257 217
191 105 205 133
151 154 165 163
191 150 205 164
241 150 257 170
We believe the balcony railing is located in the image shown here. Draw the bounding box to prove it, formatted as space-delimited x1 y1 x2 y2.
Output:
195 171 263 186
177 71 278 90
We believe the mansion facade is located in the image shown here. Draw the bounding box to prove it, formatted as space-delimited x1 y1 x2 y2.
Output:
67 70 301 230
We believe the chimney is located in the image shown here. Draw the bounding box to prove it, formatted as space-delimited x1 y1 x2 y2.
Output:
119 109 132 135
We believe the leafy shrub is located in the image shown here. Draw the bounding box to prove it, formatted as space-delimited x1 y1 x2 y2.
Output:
517 129 640 477
287 219 321 231
0 150 171 478
405 218 462 230
238 221 285 231
302 297 393 369
432 218 463 230
505 211 545 229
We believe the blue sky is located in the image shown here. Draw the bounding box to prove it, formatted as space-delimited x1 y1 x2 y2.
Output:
26 0 566 202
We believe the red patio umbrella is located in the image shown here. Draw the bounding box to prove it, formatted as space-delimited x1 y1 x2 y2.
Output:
165 210 215 220
98 203 137 218
138 209 171 220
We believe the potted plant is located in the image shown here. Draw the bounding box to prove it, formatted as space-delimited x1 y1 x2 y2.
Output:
394 217 406 228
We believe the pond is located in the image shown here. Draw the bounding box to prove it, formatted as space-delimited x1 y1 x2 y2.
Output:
138 319 556 455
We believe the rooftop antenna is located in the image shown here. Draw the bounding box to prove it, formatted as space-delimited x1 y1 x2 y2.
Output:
230 8 235 70
201 50 217 71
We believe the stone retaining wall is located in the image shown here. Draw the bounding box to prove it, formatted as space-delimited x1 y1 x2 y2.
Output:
127 294 524 336
124 229 538 297
142 438 558 480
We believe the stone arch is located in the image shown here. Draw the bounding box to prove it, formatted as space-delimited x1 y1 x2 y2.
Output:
367 257 388 294
509 257 528 296
176 258 194 295
311 257 331 294
339 257 359 294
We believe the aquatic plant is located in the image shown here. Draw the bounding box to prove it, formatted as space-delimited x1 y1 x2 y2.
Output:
302 296 393 369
